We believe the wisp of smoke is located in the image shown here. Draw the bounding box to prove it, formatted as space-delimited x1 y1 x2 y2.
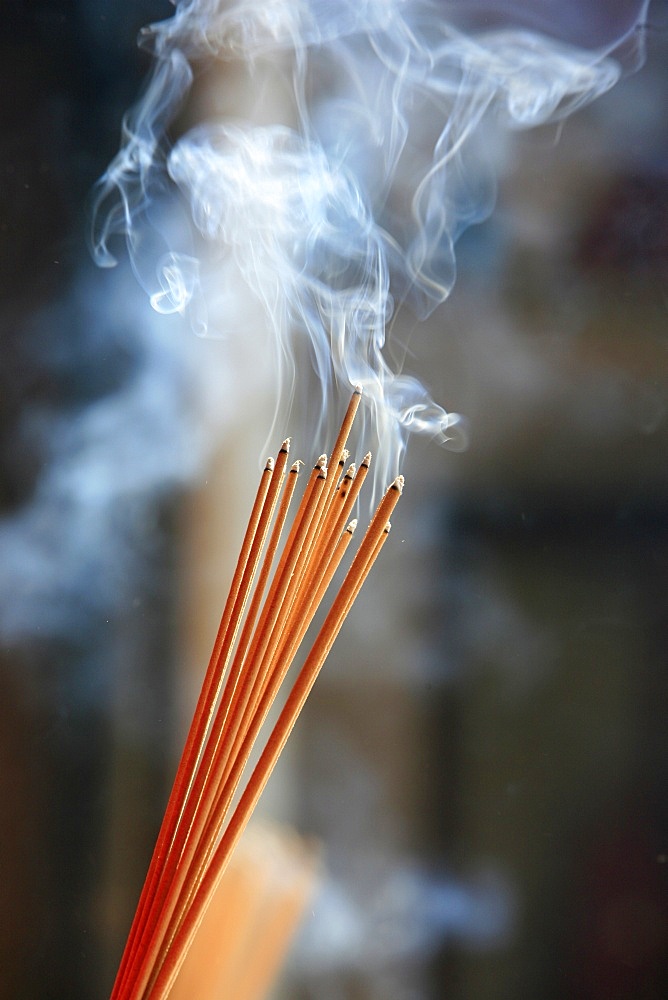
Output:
294 861 515 977
91 0 650 478
0 267 204 706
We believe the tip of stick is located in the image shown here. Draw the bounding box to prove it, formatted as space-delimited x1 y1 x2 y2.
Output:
353 384 363 396
290 460 303 473
361 451 372 467
384 522 392 534
265 457 275 472
316 454 327 469
340 449 350 464
390 475 404 494
346 518 358 534
345 463 356 479
280 437 291 453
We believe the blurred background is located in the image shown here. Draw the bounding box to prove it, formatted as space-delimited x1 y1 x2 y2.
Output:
1 2 667 998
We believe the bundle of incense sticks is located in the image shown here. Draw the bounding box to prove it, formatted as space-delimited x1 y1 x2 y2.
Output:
110 388 404 999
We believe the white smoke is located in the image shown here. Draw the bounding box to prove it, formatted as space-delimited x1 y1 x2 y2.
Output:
0 266 206 704
292 861 515 982
91 0 650 478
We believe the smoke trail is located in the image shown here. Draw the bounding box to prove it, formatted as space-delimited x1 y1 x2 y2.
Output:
0 267 206 706
91 0 650 476
294 862 514 978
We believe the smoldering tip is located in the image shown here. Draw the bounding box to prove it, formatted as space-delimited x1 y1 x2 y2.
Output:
346 518 358 534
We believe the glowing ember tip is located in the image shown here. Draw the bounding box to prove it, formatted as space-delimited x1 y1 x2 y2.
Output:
265 457 275 471
346 519 358 533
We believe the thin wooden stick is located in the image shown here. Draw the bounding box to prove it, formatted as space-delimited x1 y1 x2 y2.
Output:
254 515 359 715
327 387 362 492
191 516 358 890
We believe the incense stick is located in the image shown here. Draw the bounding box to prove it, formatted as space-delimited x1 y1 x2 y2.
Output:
111 390 403 1000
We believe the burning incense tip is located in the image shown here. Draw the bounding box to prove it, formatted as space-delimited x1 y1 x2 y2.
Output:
384 522 392 534
289 460 302 473
391 475 404 493
280 438 291 453
361 452 372 467
316 454 327 469
338 465 355 492
265 457 275 472
353 385 363 395
346 519 358 534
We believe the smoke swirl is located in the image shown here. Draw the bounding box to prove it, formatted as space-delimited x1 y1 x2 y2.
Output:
91 0 649 475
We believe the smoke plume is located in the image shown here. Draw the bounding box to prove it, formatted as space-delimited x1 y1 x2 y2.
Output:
91 0 650 477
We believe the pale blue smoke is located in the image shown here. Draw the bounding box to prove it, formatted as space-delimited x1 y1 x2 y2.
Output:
91 0 649 477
